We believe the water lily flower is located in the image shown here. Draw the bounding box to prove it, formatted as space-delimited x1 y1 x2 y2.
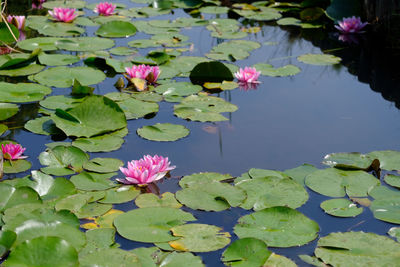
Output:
125 64 160 85
48 7 77 23
335 16 367 34
94 2 116 16
234 67 261 84
1 143 27 160
117 155 175 186
7 15 25 30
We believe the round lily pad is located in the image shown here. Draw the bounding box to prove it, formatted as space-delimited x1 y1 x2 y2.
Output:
43 0 86 8
83 158 124 173
322 152 376 170
0 82 51 103
320 198 363 217
0 103 18 121
99 186 140 204
155 82 202 97
370 197 400 224
72 134 125 152
297 54 341 65
253 63 300 77
38 53 80 66
96 21 137 38
3 160 32 174
116 98 159 120
384 174 400 188
137 123 189 142
234 206 319 247
368 150 400 171
135 192 182 209
190 61 233 84
55 37 115 51
222 238 271 266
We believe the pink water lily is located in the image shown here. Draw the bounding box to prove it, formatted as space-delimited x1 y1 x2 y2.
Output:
125 64 160 85
1 144 27 160
49 7 77 23
117 155 175 186
7 15 25 30
234 67 261 84
94 2 116 16
335 16 367 34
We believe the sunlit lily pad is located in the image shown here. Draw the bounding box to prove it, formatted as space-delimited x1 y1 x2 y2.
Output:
199 6 229 14
322 152 377 170
24 117 60 136
137 123 189 142
297 54 341 65
0 183 41 212
135 192 182 209
0 82 51 103
384 174 400 188
117 98 159 120
114 207 196 243
320 198 363 217
368 150 400 171
83 158 123 173
277 17 322 28
221 238 271 267
0 64 45 77
388 227 400 242
38 53 80 66
370 196 400 224
96 21 137 38
39 145 89 174
3 160 32 174
207 40 260 61
72 134 124 152
43 0 86 8
169 224 230 252
284 164 318 185
0 124 8 136
70 172 117 191
40 95 85 110
155 82 202 97
109 47 137 56
0 103 18 120
18 37 62 51
99 186 140 204
131 92 163 102
55 37 115 51
0 230 16 259
234 206 319 247
37 23 85 37
180 172 232 187
79 247 140 267
233 7 282 21
158 252 204 267
28 171 76 201
253 63 300 77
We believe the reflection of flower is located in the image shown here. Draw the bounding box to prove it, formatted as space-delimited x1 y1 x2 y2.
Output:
338 34 359 44
335 16 367 34
117 155 175 186
94 2 116 16
238 81 259 91
234 67 261 84
125 64 160 84
32 0 46 9
1 144 27 160
7 15 25 30
49 7 77 23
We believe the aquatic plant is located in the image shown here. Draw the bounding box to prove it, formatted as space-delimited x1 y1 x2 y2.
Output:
48 7 77 23
335 16 367 34
32 0 46 9
125 64 160 87
1 143 27 160
94 2 116 16
234 67 261 84
6 15 25 30
117 155 175 185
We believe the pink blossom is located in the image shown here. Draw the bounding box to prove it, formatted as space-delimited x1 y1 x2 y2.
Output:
7 15 25 30
335 16 367 34
94 2 116 16
117 155 175 185
1 144 27 160
125 64 160 85
234 67 261 84
48 7 77 23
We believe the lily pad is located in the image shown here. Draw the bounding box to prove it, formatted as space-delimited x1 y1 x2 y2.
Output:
370 196 400 224
190 61 233 84
43 0 86 8
137 123 189 142
284 164 318 185
0 82 51 103
83 158 124 173
368 150 400 171
39 145 89 174
169 224 230 252
155 82 202 97
3 160 32 174
38 53 80 66
96 21 137 38
322 152 377 170
0 103 18 120
384 174 400 188
72 134 125 152
114 207 196 243
70 172 117 191
135 192 182 209
109 47 137 56
79 247 140 267
55 37 115 51
18 37 62 51
234 206 319 247
0 183 41 212
29 171 76 201
388 227 400 242
0 64 45 77
253 63 300 77
297 54 341 65
117 98 159 120
320 198 363 217
221 238 271 267
99 186 140 204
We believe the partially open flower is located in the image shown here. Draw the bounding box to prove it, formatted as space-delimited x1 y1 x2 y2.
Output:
335 16 367 34
94 2 116 16
49 7 77 23
1 143 27 160
124 64 160 90
117 155 175 186
234 67 261 84
7 15 25 30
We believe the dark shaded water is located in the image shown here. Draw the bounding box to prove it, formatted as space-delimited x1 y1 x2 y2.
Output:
3 0 400 266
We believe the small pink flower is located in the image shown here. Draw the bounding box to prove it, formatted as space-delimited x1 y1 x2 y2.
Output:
7 15 25 30
48 7 77 23
125 64 160 85
94 2 116 16
335 16 367 34
117 155 175 185
1 144 27 160
234 67 261 84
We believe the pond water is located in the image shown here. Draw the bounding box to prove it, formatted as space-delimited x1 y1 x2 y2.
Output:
2 0 400 266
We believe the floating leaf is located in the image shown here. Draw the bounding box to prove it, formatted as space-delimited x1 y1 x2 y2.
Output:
96 21 137 38
55 37 115 51
3 160 32 174
70 172 117 191
114 207 196 243
0 103 18 121
0 64 45 77
388 227 400 242
0 82 51 103
83 158 124 173
322 152 377 170
79 247 140 267
190 61 233 84
135 192 182 209
370 196 400 224
18 37 61 51
253 63 300 77
368 150 400 171
207 40 260 61
0 183 41 212
384 174 400 188
169 224 230 252
0 230 16 258
157 252 204 267
0 23 19 45
297 54 341 65
320 198 363 217
109 47 137 56
155 82 202 97
234 207 319 247
117 98 159 120
263 253 297 267
325 0 362 21
43 0 86 8
277 17 322 28
222 238 271 267
39 145 89 174
284 164 318 185
38 53 80 66
29 171 76 201
72 134 125 152
99 186 140 204
137 123 189 142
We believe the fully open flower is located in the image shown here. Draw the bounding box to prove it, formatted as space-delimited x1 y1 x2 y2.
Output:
125 64 160 85
49 7 77 23
1 144 27 160
335 16 367 34
234 67 261 84
117 155 175 185
94 2 116 16
7 15 25 30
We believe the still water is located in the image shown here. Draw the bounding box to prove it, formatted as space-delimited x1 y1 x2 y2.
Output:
4 0 400 266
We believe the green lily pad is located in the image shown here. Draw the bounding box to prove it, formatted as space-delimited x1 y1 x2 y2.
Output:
40 95 86 110
368 150 400 171
39 145 89 173
206 40 260 61
98 186 140 204
18 37 62 51
180 172 232 187
253 63 300 77
0 22 19 45
0 183 41 212
0 103 18 121
43 0 86 8
305 168 379 197
117 98 159 120
55 37 115 51
32 66 106 88
174 94 238 122
169 224 230 252
277 17 322 28
199 6 229 14
29 171 76 201
131 91 163 102
314 232 400 266
0 64 45 77
96 21 137 38
70 172 117 191
190 61 233 84
135 192 182 209
370 196 400 224
36 23 85 37
38 53 80 66
79 247 140 267
322 152 377 170
83 158 124 173
263 253 297 267
3 236 79 267
284 164 318 185
233 7 282 21
320 198 363 217
384 174 400 188
24 117 61 136
114 207 196 243
72 134 125 152
0 230 16 258
109 47 137 56
234 206 319 247
3 160 32 174
137 123 189 142
297 54 341 65
325 0 362 21
51 95 127 137
388 227 400 242
158 252 204 267
0 82 51 103
154 82 202 97
221 238 271 267
0 124 8 136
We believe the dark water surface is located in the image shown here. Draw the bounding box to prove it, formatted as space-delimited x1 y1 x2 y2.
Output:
4 0 400 266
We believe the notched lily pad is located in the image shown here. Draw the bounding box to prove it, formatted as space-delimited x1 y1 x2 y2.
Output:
320 198 363 217
137 123 189 142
